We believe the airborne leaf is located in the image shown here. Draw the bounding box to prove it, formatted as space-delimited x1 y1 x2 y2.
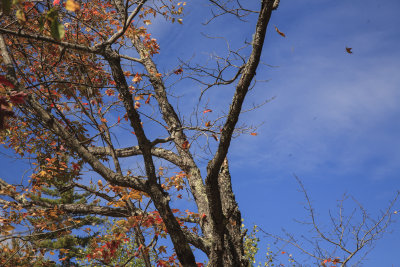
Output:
274 26 286 37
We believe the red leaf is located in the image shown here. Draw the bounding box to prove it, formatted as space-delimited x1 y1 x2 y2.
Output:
117 116 121 123
203 109 212 114
250 132 257 136
10 91 28 104
0 75 14 88
72 162 80 171
182 140 190 149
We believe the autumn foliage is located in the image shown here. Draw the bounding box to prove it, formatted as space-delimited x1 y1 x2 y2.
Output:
0 0 283 266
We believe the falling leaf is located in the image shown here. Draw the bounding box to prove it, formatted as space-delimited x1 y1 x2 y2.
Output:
65 0 80 12
274 26 286 37
203 109 212 114
281 251 286 254
250 132 257 136
345 47 353 54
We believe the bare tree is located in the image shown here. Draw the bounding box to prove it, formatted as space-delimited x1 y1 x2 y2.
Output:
260 177 399 267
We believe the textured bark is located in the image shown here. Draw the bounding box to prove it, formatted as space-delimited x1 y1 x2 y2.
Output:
205 1 275 265
0 0 279 265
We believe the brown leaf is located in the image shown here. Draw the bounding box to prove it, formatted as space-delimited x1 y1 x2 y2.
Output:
182 140 190 149
212 134 219 141
174 68 183 75
274 26 286 37
345 47 353 54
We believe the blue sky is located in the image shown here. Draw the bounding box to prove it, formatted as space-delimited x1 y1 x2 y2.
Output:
148 0 400 265
1 0 400 265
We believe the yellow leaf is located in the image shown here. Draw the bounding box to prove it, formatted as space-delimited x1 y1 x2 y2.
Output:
177 19 183 24
97 180 103 187
16 9 26 22
39 170 47 176
143 20 152 25
66 0 80 12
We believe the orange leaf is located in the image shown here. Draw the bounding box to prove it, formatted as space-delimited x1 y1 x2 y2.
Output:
117 116 121 123
281 251 286 254
203 109 212 114
145 94 152 104
133 73 142 83
274 26 286 37
65 0 80 12
250 132 257 136
205 121 211 127
345 47 353 54
134 101 141 109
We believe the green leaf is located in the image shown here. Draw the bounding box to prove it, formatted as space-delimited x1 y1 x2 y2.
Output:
1 0 12 15
50 19 65 40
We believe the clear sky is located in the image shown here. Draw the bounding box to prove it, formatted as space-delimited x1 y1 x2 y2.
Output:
1 0 400 266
